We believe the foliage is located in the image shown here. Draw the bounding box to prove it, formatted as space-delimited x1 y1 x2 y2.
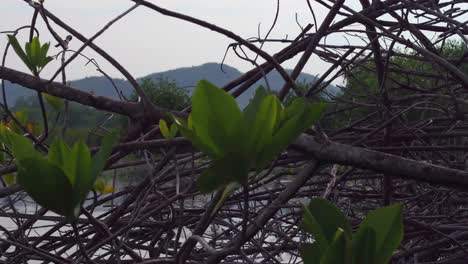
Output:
344 40 467 98
8 35 64 112
302 198 403 264
93 177 115 195
7 35 53 75
159 119 178 140
171 80 326 193
1 110 39 136
332 40 468 127
11 98 122 145
43 94 64 112
283 80 324 107
0 126 117 221
132 78 190 111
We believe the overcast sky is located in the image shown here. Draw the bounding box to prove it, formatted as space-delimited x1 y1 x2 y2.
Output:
1 0 362 83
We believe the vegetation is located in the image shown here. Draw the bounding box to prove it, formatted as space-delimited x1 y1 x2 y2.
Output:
1 1 467 263
333 40 468 127
0 126 116 220
132 77 190 111
302 198 402 264
172 81 325 192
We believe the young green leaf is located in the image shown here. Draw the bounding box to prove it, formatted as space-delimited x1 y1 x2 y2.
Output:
352 226 376 264
7 35 32 72
29 37 41 73
301 243 321 264
17 157 75 219
191 80 244 158
39 42 51 67
5 111 30 134
44 94 63 112
172 114 219 157
3 174 16 186
8 35 52 75
48 139 70 168
302 198 352 254
94 177 105 192
66 141 92 203
101 183 114 194
197 157 249 193
91 132 117 182
197 161 231 193
248 94 278 167
169 123 178 139
212 182 240 216
93 178 114 195
320 228 350 264
7 132 40 161
358 204 403 263
159 119 172 139
43 56 54 68
268 101 325 160
243 86 268 126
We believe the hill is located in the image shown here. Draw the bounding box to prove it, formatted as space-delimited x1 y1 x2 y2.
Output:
2 63 335 107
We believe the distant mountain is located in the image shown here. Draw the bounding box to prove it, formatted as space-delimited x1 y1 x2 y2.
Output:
2 63 336 108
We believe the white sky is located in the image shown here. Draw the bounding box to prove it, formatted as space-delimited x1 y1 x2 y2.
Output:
1 0 359 82
5 1 464 85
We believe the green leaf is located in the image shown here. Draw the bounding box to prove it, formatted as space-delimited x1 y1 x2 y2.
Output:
321 228 350 264
3 174 16 186
169 123 178 139
172 114 219 158
249 95 278 168
302 198 352 253
358 204 403 263
0 124 11 143
243 86 268 126
39 42 51 67
197 162 230 194
7 35 32 72
29 37 41 73
44 94 63 112
91 132 117 183
301 243 321 264
7 132 40 161
17 157 75 219
66 141 92 204
48 139 70 168
101 183 114 194
197 158 249 193
159 119 172 139
14 111 28 125
93 177 105 193
303 102 327 129
191 80 244 158
352 226 376 264
8 111 29 134
187 114 193 130
43 56 54 67
25 40 34 73
268 101 325 160
212 182 240 216
272 96 284 132
25 41 32 62
93 177 114 195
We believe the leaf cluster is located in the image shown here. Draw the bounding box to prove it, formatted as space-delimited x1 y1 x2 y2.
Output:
132 78 190 111
0 126 117 221
302 198 403 264
7 35 53 76
8 35 64 111
171 80 326 193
